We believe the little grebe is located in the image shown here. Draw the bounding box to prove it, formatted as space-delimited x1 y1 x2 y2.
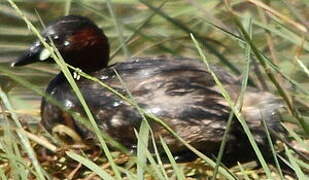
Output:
12 15 285 161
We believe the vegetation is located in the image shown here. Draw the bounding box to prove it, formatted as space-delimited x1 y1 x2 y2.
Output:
0 0 308 179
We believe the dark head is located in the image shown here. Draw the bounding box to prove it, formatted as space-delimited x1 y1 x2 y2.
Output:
12 15 110 72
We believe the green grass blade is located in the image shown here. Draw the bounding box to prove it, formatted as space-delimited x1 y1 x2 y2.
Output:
237 162 250 180
113 69 150 179
110 1 169 60
5 1 123 179
0 123 27 179
136 121 149 179
284 145 307 179
139 0 240 75
68 64 236 179
191 33 272 178
66 151 114 180
261 117 284 179
105 0 129 57
295 158 309 170
0 86 46 179
133 129 166 180
260 54 308 95
212 111 234 180
230 9 309 134
253 20 309 51
283 124 309 153
160 137 185 180
149 130 169 180
296 58 309 77
64 0 72 15
0 167 8 180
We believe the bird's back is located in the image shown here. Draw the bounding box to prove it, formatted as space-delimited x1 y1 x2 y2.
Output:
41 57 284 154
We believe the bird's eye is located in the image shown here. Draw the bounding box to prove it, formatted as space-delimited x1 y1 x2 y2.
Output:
52 35 61 43
30 41 41 51
53 35 59 40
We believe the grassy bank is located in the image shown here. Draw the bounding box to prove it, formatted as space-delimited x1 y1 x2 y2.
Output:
0 0 308 179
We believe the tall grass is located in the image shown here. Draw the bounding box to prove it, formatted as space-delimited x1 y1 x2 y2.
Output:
0 0 308 179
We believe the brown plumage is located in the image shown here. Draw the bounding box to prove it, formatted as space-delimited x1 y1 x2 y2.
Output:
12 15 285 164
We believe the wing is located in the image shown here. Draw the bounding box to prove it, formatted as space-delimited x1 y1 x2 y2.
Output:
41 57 283 153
